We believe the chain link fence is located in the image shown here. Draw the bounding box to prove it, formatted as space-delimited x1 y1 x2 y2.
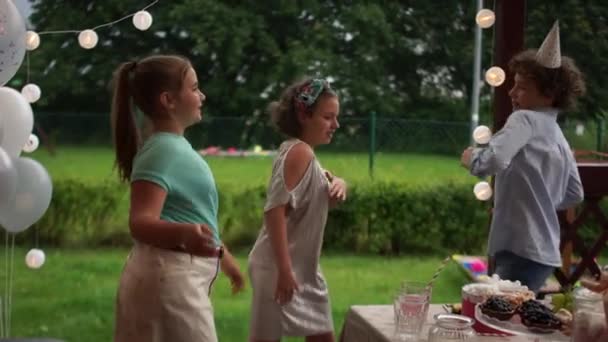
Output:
32 111 607 170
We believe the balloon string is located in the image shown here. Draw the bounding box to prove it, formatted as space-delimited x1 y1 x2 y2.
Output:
3 231 7 337
26 51 30 84
7 234 15 337
0 297 3 338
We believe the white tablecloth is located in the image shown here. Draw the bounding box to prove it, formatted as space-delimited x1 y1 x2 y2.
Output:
339 304 540 342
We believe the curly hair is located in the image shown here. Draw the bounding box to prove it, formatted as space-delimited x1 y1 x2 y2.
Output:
268 78 338 138
508 49 586 112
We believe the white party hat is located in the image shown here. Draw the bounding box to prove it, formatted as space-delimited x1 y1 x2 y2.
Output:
536 21 561 68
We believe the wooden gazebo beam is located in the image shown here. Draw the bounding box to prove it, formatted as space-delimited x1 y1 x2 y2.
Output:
492 0 526 131
486 0 527 276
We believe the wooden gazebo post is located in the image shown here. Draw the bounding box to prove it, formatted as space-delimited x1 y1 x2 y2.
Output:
491 0 526 132
487 0 526 275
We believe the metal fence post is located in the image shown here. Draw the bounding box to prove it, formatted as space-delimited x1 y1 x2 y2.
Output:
369 111 376 179
470 0 483 145
598 117 606 152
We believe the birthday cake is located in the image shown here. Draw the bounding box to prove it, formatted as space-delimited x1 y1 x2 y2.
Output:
460 275 535 335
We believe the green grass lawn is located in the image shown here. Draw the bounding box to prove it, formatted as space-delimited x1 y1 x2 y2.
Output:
11 147 474 340
5 249 468 341
29 146 471 186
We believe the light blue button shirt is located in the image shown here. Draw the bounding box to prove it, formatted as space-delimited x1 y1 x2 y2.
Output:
469 109 583 267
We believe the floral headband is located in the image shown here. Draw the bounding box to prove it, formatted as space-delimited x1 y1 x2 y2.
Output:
294 79 330 113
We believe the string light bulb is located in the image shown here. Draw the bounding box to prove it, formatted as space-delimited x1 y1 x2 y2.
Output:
475 9 496 29
21 83 41 103
474 181 493 201
25 248 45 269
23 1 159 87
133 10 153 31
23 134 39 153
485 66 506 87
25 31 40 50
473 125 492 145
78 29 98 49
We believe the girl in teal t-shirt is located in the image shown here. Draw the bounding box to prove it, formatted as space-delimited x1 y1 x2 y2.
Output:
111 55 243 342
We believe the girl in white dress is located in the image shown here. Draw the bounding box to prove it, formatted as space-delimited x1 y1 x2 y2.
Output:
248 78 347 342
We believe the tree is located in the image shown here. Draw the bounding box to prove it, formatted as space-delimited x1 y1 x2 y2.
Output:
527 0 608 120
15 0 608 145
16 1 475 117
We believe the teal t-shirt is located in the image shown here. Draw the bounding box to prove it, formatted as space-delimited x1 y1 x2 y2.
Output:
131 132 220 243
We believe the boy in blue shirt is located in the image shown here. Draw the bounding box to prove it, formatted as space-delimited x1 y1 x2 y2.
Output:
461 22 586 292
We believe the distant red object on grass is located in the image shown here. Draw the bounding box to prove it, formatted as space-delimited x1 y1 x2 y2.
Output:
202 146 220 155
199 146 277 157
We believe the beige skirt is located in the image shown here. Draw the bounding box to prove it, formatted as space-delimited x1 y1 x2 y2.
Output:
114 242 220 342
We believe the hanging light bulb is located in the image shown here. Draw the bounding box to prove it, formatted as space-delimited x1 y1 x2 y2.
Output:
25 31 40 51
78 29 98 49
21 83 41 103
473 181 493 201
132 10 153 31
485 66 506 87
23 134 39 153
475 9 496 29
473 125 492 145
25 248 45 269
575 123 585 136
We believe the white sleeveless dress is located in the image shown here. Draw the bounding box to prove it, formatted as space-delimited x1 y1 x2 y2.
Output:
248 139 333 340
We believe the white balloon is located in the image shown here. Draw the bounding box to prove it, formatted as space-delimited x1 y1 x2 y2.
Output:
0 146 17 210
21 83 41 103
0 0 26 86
473 181 493 201
25 248 45 269
22 133 38 153
0 157 52 233
0 86 34 157
473 125 492 145
132 11 153 31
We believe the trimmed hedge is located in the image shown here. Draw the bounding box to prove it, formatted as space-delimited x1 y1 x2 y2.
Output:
26 179 498 255
31 179 128 246
325 182 490 254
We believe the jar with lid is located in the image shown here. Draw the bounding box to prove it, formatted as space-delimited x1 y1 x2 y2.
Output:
572 287 605 341
428 313 476 342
